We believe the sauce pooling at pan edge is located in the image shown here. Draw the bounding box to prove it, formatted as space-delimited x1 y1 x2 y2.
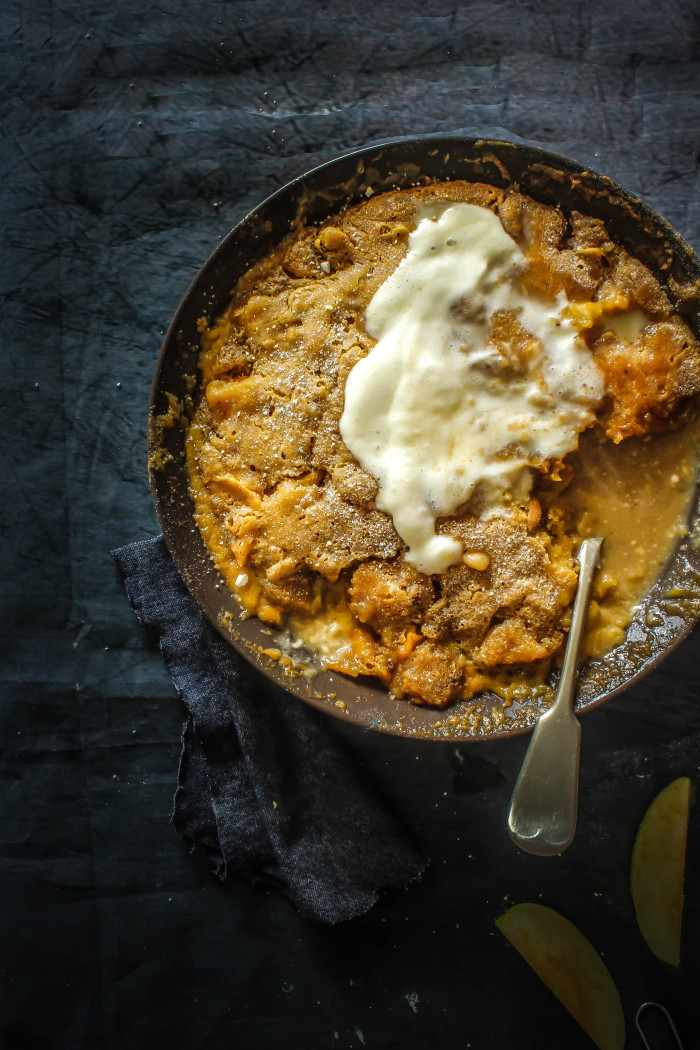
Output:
186 179 700 712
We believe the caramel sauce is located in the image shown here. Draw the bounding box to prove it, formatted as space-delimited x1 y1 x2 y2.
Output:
184 180 700 709
548 419 700 658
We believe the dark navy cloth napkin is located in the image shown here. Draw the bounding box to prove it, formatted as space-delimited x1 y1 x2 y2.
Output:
112 535 428 923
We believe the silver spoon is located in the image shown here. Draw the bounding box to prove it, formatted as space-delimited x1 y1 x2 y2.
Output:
507 536 603 856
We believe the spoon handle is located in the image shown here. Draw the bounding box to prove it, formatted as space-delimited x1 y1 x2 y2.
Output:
507 537 603 856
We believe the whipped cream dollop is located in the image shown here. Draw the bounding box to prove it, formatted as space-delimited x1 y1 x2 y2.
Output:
339 202 605 575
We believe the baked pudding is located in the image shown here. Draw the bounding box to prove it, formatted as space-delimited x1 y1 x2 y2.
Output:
185 180 700 709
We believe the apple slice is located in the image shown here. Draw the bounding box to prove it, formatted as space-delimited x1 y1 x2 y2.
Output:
495 902 625 1050
630 776 693 966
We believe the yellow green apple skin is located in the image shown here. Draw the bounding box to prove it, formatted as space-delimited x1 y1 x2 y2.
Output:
630 775 693 967
495 902 625 1050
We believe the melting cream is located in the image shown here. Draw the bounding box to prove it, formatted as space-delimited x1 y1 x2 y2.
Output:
339 203 605 574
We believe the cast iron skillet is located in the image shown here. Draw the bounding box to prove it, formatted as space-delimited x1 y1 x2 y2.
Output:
148 135 700 742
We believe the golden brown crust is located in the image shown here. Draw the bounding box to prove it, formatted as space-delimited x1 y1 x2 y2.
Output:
349 558 435 632
391 641 465 709
186 179 700 707
422 516 575 654
592 321 700 440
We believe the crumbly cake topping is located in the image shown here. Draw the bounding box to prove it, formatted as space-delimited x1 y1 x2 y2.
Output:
186 180 700 708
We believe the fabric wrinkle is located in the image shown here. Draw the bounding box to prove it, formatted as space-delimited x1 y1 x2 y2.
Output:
112 535 428 923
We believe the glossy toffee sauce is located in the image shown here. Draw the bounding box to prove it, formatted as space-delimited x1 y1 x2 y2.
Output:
552 418 700 659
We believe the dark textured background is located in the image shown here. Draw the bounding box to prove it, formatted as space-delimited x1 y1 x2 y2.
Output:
2 1 700 1047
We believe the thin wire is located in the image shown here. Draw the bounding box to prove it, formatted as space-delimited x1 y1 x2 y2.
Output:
635 1002 685 1050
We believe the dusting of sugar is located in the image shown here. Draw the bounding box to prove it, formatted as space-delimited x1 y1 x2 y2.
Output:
340 203 604 574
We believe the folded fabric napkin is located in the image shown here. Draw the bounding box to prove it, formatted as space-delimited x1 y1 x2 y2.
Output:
112 536 428 923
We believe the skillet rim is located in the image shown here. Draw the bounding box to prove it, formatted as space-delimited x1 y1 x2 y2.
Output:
148 134 700 742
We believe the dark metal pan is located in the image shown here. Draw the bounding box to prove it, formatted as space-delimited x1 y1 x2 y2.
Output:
148 135 700 742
